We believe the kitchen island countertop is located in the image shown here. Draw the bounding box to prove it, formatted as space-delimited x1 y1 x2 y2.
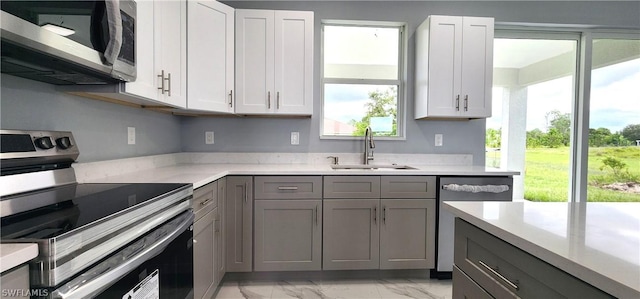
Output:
0 243 38 273
443 201 640 298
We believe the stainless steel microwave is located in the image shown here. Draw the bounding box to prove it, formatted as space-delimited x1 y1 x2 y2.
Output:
0 0 136 85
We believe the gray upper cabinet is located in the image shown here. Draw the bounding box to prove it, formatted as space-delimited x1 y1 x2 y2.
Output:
225 176 253 272
379 198 436 269
324 176 381 199
254 199 322 271
322 199 380 270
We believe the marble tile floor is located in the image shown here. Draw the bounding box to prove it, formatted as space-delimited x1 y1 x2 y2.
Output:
215 278 452 299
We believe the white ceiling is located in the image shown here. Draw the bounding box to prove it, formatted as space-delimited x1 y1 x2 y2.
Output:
493 39 576 68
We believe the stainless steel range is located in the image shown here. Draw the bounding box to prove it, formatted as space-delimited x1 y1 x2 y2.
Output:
0 129 194 298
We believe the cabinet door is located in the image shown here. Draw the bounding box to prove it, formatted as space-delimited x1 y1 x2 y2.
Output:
460 17 493 118
273 11 313 115
380 199 436 269
225 176 253 272
235 9 275 114
121 0 158 101
254 200 321 271
187 0 234 112
215 178 226 286
193 209 215 299
155 0 187 108
426 15 463 117
323 199 380 270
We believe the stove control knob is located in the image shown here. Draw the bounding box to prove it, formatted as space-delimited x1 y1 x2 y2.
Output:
56 137 73 150
34 137 55 149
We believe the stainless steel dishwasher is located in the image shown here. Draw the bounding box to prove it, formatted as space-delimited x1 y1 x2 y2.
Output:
434 176 513 278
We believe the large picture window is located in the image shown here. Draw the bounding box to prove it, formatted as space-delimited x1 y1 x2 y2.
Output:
321 22 405 138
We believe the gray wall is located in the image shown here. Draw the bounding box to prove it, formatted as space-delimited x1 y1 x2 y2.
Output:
1 75 182 162
182 1 640 166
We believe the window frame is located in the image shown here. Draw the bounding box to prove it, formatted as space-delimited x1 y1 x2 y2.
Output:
492 24 640 203
320 20 408 140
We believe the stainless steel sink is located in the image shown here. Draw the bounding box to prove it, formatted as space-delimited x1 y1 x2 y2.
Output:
330 164 417 170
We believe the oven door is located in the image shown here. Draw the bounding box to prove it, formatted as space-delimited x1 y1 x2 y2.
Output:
50 211 194 299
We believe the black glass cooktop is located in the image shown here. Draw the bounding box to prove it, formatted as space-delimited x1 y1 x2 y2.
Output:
1 183 190 240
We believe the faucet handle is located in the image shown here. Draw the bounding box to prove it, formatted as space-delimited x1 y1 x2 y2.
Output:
327 156 339 165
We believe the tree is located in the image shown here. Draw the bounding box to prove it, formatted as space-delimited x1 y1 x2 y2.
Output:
526 129 545 148
350 87 397 136
485 128 501 148
546 110 571 146
621 124 640 142
589 127 612 147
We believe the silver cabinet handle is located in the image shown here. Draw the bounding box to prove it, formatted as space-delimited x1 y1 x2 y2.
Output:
478 260 519 290
200 198 213 206
455 94 460 111
166 72 171 96
464 95 468 111
277 91 280 109
229 90 233 108
315 205 318 226
214 219 220 233
268 91 271 109
244 182 248 203
277 186 298 191
373 206 377 224
157 70 165 94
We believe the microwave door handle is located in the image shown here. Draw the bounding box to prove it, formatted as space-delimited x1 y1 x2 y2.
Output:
102 0 123 65
50 212 194 299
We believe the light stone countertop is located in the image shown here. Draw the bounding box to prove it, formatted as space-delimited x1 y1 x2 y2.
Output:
79 163 518 188
443 201 640 298
0 244 38 273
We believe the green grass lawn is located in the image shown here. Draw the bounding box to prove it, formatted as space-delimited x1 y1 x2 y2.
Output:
487 146 640 202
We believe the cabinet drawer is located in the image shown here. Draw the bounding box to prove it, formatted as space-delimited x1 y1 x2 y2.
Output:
381 176 436 198
323 176 381 199
254 176 322 199
453 265 493 299
193 181 217 220
454 218 612 299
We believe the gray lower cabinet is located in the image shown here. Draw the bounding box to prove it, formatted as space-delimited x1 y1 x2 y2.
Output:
215 177 226 286
452 265 493 299
193 181 217 299
323 176 437 271
225 176 253 272
1 265 29 299
193 208 216 299
453 218 612 299
323 199 380 270
379 198 436 269
254 200 322 271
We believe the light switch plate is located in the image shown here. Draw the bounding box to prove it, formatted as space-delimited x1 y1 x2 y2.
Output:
291 132 300 145
128 127 135 145
205 131 214 144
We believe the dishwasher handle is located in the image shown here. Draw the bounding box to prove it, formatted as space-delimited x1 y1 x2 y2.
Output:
51 211 194 299
441 184 510 193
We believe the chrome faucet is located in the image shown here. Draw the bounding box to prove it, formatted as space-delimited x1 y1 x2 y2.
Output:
363 126 376 165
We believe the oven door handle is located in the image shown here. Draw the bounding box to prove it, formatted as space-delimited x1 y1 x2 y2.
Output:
50 211 194 299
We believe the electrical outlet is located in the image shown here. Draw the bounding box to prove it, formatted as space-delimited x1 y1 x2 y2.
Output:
205 131 214 144
435 134 443 146
128 127 135 145
291 132 300 145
